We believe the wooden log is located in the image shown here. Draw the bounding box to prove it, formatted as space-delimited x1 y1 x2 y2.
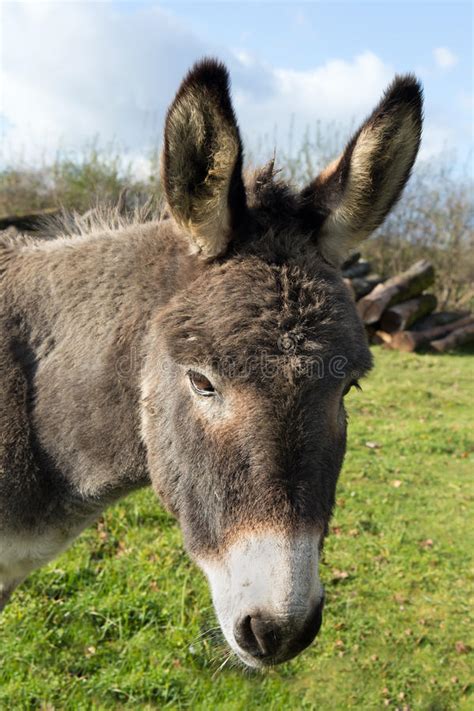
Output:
341 252 361 271
342 258 371 279
391 315 474 352
380 294 437 333
373 330 393 346
430 323 474 352
351 274 384 300
357 260 435 325
0 208 58 232
411 310 471 332
343 278 356 300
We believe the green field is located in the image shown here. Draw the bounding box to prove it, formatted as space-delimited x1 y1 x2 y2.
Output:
1 349 472 710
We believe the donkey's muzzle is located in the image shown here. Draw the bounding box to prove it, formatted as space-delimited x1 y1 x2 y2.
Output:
233 596 324 664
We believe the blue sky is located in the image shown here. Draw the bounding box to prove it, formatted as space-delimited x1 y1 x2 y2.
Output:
1 1 472 175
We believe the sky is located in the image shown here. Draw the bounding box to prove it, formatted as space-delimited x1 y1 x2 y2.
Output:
1 1 472 176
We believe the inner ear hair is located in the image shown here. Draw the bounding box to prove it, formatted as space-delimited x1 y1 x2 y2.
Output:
302 74 423 267
162 58 247 260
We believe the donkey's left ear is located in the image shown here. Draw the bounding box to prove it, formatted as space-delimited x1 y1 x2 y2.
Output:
301 75 423 266
162 58 246 259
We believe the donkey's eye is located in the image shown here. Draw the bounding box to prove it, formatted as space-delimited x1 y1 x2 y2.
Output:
187 370 216 397
342 379 362 397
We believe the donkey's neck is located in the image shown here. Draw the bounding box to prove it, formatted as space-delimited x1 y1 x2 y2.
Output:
7 218 199 528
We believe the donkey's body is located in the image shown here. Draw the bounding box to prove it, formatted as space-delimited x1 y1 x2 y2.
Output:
0 59 422 667
0 221 173 591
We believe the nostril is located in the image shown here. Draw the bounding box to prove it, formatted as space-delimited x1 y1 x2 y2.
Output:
250 616 282 657
234 615 261 657
234 614 282 658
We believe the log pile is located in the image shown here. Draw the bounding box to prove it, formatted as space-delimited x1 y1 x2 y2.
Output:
342 255 473 353
0 208 59 232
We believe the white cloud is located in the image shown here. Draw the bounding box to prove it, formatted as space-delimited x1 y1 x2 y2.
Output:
418 124 452 160
0 2 461 172
233 51 393 155
293 10 307 28
433 47 458 70
1 2 209 162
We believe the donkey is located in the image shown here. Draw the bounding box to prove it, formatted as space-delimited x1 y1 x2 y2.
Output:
0 59 422 667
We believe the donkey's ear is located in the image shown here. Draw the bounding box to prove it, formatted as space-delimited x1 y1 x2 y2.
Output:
301 75 423 266
162 58 246 259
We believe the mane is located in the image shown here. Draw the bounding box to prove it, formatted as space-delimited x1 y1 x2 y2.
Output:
244 161 327 238
2 161 324 259
19 193 166 244
245 161 300 216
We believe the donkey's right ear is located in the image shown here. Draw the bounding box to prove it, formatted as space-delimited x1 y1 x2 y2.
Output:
162 59 247 260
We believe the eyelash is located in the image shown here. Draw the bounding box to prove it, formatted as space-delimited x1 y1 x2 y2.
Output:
343 379 362 397
187 370 216 397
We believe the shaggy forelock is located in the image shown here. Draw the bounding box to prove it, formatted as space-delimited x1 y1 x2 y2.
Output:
158 252 371 384
241 163 327 255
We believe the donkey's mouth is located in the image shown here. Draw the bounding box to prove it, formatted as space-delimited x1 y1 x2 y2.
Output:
197 528 324 668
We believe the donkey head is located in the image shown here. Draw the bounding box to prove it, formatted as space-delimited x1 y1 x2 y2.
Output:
141 59 422 667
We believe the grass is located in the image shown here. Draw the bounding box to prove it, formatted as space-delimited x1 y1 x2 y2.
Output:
0 348 472 710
